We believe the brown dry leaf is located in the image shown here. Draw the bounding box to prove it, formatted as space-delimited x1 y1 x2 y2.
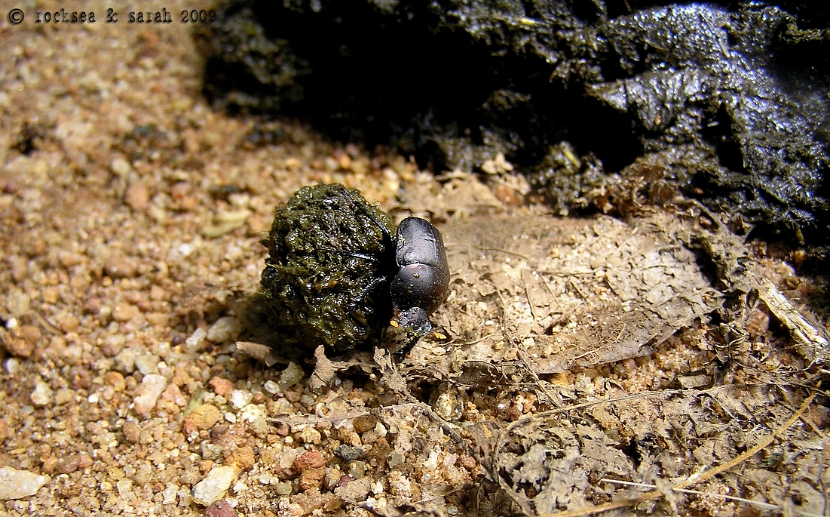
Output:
417 210 720 375
309 345 336 391
494 414 637 515
235 340 282 366
309 347 376 390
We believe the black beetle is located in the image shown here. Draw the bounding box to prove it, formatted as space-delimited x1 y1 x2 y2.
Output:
337 187 450 355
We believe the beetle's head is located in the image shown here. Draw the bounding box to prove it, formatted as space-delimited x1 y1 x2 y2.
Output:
397 307 432 337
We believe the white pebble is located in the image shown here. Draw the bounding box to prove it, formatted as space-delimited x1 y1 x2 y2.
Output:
177 243 194 258
191 465 236 506
133 374 167 414
298 427 321 445
110 157 132 177
374 422 387 438
206 317 242 343
4 358 20 375
0 466 50 500
274 481 292 495
114 348 136 374
263 380 280 394
5 292 31 317
278 362 305 392
162 484 179 504
184 327 206 353
30 381 53 407
117 478 133 496
230 389 252 409
239 404 264 424
134 354 160 375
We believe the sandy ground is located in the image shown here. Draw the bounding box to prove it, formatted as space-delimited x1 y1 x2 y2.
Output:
1 1 828 516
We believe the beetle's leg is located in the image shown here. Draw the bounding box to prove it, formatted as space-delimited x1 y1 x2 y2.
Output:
393 333 421 360
313 247 387 312
347 274 388 312
340 251 380 264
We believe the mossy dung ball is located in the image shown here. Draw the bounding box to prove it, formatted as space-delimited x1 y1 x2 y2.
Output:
260 184 395 352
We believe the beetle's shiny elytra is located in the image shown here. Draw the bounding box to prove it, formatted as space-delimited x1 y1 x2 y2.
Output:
392 217 450 313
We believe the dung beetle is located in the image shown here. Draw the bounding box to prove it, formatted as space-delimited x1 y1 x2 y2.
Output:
337 187 450 356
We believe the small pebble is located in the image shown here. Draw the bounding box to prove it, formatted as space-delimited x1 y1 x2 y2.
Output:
133 374 167 414
4 336 33 358
123 421 141 443
42 286 60 304
104 371 126 392
19 325 41 345
184 327 207 353
3 325 40 358
134 354 160 375
192 465 236 506
111 157 132 177
112 302 138 322
31 381 53 407
54 388 74 405
334 445 364 462
114 349 136 374
57 454 92 474
117 478 133 496
4 358 20 375
149 284 166 301
105 257 138 279
353 415 378 434
162 383 187 406
227 446 255 471
183 404 221 434
6 292 30 317
162 484 178 504
293 450 325 471
230 389 252 410
59 315 80 333
206 317 242 343
204 500 235 517
239 403 265 424
208 377 234 397
101 334 125 357
262 380 279 395
278 362 304 392
125 180 150 211
298 427 322 445
0 466 50 500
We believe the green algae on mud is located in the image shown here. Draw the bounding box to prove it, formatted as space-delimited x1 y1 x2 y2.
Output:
259 184 396 353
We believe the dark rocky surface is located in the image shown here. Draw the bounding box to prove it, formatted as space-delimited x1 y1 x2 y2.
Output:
199 0 830 249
